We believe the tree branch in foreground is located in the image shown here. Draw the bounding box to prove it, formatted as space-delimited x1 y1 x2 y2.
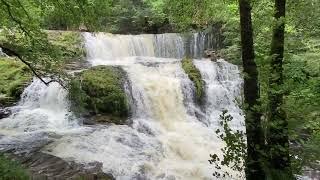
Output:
0 44 66 89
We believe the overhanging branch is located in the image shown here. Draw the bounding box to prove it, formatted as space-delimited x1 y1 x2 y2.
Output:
0 44 66 89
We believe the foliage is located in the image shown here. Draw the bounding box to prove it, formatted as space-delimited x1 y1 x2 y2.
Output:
69 66 129 122
47 31 85 64
0 154 29 180
39 0 112 31
36 0 171 34
163 0 237 31
0 1 56 61
0 58 32 103
0 30 84 100
181 58 204 103
0 0 88 87
209 110 246 179
283 39 320 171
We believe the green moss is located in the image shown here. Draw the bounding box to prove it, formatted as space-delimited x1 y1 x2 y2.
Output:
181 58 205 103
69 66 129 124
0 58 32 105
0 154 29 180
47 31 85 64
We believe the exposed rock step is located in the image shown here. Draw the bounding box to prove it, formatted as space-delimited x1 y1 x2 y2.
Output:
4 152 114 180
0 133 114 180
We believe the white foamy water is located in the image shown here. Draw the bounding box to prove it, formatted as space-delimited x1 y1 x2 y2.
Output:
84 33 185 64
0 32 244 179
193 60 244 128
0 78 78 133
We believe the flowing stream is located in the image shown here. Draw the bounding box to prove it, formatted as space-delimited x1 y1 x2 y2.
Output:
0 32 244 179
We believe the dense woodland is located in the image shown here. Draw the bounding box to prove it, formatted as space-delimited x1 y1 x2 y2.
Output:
0 0 319 179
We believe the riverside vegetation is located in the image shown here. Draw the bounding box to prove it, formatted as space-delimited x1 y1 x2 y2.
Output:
0 31 84 106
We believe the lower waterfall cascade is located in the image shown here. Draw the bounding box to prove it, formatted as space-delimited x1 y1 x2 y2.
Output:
0 32 244 180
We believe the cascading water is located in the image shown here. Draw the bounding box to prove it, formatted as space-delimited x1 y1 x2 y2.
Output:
0 78 77 133
84 33 185 65
188 32 217 59
193 60 244 128
0 79 83 157
0 32 244 179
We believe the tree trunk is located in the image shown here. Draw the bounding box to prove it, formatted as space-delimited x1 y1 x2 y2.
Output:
267 0 293 178
238 0 266 179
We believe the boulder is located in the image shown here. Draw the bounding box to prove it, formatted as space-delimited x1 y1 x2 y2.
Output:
69 66 130 125
0 108 11 119
204 49 221 62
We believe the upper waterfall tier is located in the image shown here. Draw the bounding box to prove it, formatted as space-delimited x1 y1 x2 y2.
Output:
84 32 216 62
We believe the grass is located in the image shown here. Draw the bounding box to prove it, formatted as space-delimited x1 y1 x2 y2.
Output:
0 154 29 180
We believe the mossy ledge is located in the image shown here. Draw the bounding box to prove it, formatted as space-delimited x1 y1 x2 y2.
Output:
68 66 130 125
181 58 205 104
47 31 85 64
0 58 32 107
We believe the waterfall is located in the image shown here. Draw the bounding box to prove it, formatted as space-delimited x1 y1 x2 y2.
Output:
84 32 216 63
0 78 77 133
84 33 185 64
193 60 244 128
0 32 244 179
188 32 216 59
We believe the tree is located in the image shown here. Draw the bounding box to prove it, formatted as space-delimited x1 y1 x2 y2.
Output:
0 0 96 87
266 0 293 178
238 0 265 179
0 0 62 86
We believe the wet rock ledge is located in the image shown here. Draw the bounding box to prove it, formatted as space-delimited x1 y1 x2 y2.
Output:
4 152 114 180
0 133 114 180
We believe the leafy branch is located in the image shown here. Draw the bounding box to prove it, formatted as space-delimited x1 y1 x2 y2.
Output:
0 43 66 88
209 110 246 178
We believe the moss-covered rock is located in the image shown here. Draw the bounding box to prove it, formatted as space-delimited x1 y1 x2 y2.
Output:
69 66 129 124
0 58 32 106
181 58 205 103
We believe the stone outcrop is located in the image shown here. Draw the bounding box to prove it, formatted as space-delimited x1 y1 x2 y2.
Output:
204 49 221 62
69 66 130 125
0 133 114 180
